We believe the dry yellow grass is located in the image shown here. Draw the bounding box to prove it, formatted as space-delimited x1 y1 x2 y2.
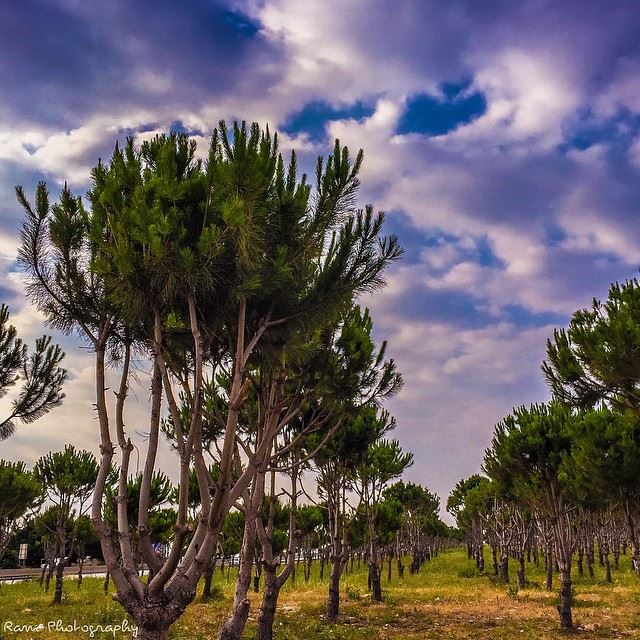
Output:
1 549 639 639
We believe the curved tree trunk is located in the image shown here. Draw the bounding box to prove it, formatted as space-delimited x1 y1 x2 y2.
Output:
256 556 295 640
218 495 259 640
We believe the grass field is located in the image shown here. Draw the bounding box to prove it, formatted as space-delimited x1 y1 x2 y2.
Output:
1 549 639 639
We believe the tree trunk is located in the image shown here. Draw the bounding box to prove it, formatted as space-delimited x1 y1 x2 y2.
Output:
586 537 595 578
201 561 215 601
369 562 382 602
39 563 47 588
53 559 65 604
491 545 498 576
256 559 293 640
256 582 279 640
218 506 257 640
498 549 509 583
477 544 485 573
77 557 84 590
410 548 421 574
103 571 110 594
623 504 640 575
326 555 342 620
602 543 611 583
545 547 553 591
137 626 169 640
218 599 250 640
577 548 584 577
517 554 526 588
557 567 572 628
45 561 55 592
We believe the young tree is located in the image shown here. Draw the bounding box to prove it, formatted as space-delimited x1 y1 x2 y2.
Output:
0 303 66 440
34 445 98 604
483 403 577 628
0 460 42 562
18 123 401 640
354 435 413 601
312 304 402 620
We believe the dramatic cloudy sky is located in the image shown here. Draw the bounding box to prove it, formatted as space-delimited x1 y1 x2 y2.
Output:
2 0 640 517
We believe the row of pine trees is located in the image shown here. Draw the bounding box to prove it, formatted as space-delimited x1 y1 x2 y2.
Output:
448 279 640 629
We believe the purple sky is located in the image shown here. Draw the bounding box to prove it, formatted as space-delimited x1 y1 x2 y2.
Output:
2 0 640 517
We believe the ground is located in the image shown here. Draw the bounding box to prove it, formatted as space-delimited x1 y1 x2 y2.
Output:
1 549 639 639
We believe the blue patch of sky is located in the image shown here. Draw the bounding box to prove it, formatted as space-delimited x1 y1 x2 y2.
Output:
383 211 443 263
169 120 205 137
544 224 567 247
384 211 505 270
502 305 566 329
389 285 495 329
138 123 160 133
560 108 640 153
476 237 505 269
390 285 566 331
221 9 260 37
396 78 487 137
22 143 39 156
280 100 376 143
0 283 17 304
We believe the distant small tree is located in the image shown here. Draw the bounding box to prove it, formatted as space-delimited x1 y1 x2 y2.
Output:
0 460 42 562
296 504 324 581
447 474 487 564
354 433 413 602
385 480 440 574
0 304 66 440
34 445 98 604
73 514 98 588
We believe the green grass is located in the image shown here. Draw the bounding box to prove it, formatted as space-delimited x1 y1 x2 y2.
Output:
1 549 639 639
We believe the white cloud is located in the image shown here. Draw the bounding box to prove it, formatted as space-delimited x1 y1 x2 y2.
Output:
462 49 580 148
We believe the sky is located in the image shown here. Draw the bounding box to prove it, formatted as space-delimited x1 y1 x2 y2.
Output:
2 0 640 519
